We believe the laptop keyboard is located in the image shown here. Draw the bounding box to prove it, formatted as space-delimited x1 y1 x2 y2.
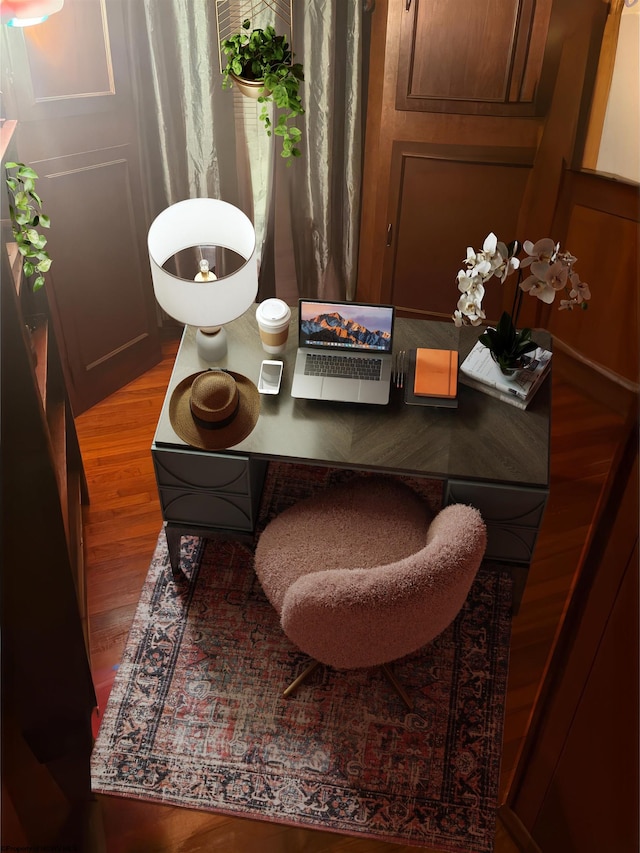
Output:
304 353 383 381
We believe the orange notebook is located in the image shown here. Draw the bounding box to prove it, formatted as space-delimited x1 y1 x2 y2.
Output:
413 348 458 398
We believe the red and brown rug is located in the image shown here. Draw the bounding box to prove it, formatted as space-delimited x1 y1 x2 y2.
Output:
91 463 513 852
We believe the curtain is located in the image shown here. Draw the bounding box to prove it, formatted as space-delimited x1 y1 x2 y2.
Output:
289 0 364 301
124 0 364 302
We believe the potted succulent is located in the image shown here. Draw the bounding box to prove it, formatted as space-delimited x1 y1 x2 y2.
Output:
221 19 304 161
5 161 52 292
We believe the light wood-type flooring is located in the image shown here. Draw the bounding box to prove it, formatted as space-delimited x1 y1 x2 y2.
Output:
76 334 628 852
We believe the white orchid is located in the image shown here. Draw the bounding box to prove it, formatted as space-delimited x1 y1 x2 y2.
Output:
520 238 558 267
452 232 590 327
560 273 591 310
457 270 486 302
456 294 485 326
519 243 590 310
453 232 520 326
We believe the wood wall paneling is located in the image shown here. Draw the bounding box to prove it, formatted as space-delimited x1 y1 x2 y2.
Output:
4 0 122 122
533 543 638 851
357 0 554 314
39 147 161 413
24 0 113 103
395 0 554 114
507 416 639 852
2 123 96 844
361 0 636 399
384 143 534 319
2 0 161 414
547 170 640 385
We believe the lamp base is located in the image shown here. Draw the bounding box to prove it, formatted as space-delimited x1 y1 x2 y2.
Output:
196 326 227 362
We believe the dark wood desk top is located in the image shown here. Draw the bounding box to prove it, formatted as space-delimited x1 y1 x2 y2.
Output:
154 310 551 489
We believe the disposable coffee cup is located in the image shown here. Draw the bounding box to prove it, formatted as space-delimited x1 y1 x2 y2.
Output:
255 299 291 354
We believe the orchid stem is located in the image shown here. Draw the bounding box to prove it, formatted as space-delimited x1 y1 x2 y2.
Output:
511 269 524 327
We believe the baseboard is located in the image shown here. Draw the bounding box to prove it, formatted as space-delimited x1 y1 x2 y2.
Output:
497 805 542 853
552 340 638 418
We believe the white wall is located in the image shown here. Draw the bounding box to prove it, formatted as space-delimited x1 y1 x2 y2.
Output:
596 3 640 183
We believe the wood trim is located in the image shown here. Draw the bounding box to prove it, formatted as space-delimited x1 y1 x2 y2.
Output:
554 165 640 224
386 141 538 167
553 340 638 418
582 0 624 169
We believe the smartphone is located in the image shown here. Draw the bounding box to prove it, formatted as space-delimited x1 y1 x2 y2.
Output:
258 360 283 395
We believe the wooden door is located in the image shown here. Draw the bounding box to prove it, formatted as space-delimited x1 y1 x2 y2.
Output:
358 0 609 323
1 0 161 415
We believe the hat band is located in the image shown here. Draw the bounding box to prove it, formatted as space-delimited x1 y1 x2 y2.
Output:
190 396 240 430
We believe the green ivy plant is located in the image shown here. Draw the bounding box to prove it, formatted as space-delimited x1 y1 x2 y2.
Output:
479 311 538 375
5 161 52 291
221 19 304 161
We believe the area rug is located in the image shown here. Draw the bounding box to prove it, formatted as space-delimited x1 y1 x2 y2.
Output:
91 463 513 852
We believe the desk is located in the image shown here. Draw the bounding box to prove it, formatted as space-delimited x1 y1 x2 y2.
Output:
152 311 551 595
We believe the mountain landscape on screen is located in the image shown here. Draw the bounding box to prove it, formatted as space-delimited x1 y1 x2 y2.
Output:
302 312 391 348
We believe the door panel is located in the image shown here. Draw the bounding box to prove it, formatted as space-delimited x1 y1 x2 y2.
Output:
396 0 553 114
384 143 534 320
21 0 113 105
39 147 161 412
1 0 161 415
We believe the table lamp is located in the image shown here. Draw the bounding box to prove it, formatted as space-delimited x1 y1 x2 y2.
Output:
147 198 258 362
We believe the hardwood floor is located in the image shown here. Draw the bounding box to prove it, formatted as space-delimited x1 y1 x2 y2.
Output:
76 335 628 852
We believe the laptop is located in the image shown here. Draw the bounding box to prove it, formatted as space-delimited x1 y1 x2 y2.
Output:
290 298 395 405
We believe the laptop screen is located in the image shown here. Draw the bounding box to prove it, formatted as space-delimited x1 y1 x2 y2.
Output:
298 299 395 354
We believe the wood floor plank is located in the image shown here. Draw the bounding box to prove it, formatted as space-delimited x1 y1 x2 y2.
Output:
75 338 627 851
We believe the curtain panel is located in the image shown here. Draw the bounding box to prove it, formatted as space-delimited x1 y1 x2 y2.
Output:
124 0 364 303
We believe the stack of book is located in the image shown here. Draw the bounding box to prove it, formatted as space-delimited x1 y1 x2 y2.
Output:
459 340 552 410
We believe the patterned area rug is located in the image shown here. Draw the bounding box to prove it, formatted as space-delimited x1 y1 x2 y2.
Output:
91 463 513 852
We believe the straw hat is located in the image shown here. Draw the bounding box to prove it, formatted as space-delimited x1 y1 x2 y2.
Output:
169 369 260 450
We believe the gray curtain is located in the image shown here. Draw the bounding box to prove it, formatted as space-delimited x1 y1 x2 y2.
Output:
124 0 364 302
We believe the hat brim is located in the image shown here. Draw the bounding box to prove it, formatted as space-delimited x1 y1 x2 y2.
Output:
169 369 260 450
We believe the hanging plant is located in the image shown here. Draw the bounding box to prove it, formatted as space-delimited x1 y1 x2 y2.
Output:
221 19 304 161
5 161 52 292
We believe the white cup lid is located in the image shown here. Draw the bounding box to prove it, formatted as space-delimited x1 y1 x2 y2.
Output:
256 298 291 324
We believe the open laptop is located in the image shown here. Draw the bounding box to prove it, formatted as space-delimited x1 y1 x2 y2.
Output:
290 299 395 405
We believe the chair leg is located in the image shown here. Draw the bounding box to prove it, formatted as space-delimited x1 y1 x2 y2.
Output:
381 663 414 711
283 659 321 698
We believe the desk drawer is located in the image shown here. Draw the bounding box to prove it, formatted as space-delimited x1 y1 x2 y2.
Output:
153 448 251 493
445 479 548 564
484 524 540 563
158 486 254 530
445 480 548 527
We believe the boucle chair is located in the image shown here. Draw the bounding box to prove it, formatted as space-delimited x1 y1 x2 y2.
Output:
254 476 487 709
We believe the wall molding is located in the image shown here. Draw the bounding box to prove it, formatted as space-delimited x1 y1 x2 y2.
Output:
552 336 638 417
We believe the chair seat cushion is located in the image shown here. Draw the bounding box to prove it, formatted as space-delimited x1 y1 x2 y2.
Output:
254 476 486 669
254 476 432 614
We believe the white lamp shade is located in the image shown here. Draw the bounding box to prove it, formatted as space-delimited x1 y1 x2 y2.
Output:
147 198 258 328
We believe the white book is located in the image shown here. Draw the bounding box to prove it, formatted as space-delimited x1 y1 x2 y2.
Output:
460 340 552 406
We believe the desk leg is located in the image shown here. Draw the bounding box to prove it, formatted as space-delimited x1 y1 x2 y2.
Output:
510 565 528 616
164 522 256 581
165 525 183 579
